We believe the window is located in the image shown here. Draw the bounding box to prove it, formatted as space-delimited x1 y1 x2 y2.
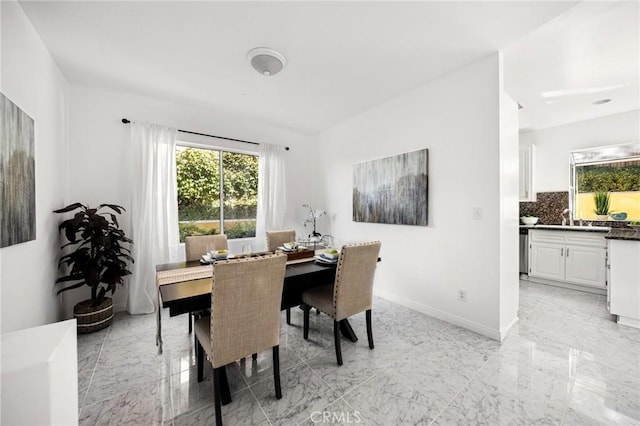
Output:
176 145 258 241
571 143 640 221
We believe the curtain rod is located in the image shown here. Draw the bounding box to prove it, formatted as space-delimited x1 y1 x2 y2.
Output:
121 118 289 151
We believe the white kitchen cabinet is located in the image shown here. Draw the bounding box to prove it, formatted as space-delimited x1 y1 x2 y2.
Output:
608 239 640 328
529 229 607 288
519 145 535 201
529 242 565 281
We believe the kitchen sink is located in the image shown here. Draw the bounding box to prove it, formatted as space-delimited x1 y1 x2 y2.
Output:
533 224 610 231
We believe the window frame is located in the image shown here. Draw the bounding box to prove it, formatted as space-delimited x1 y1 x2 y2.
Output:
570 141 640 221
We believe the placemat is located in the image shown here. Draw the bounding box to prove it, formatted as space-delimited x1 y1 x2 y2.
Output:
156 265 213 285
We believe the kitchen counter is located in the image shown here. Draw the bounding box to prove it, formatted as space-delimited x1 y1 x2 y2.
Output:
605 228 640 241
520 224 609 233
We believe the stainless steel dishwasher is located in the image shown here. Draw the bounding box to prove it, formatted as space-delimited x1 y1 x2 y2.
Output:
519 228 529 274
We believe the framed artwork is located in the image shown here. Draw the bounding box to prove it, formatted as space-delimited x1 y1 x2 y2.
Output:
1 92 36 248
353 148 428 226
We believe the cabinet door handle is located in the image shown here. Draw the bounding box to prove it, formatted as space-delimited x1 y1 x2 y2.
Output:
561 248 564 257
566 248 569 257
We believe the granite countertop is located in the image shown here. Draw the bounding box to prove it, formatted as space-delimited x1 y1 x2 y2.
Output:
605 228 640 241
520 225 610 233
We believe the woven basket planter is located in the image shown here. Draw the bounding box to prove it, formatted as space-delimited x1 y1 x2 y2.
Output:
74 297 114 334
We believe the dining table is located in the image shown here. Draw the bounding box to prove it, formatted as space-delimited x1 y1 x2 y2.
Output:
154 251 359 355
155 248 380 407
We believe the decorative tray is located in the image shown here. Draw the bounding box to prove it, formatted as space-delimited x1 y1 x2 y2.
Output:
283 248 314 261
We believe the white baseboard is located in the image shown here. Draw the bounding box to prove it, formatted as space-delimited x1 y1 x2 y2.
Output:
526 276 606 295
499 316 519 341
374 289 502 341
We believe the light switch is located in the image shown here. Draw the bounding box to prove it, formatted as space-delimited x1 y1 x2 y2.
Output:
472 207 482 220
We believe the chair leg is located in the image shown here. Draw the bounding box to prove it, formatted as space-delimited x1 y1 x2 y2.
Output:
252 353 257 360
333 320 343 366
220 367 231 405
273 346 282 399
286 308 291 325
188 312 193 334
196 339 204 382
303 304 310 340
366 309 374 349
213 367 223 426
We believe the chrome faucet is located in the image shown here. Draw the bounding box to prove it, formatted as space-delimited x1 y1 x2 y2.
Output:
562 209 573 226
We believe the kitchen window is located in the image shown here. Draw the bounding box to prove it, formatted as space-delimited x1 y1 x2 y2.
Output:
570 142 640 221
176 145 258 241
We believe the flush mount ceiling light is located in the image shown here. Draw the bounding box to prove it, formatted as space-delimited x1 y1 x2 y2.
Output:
247 47 286 76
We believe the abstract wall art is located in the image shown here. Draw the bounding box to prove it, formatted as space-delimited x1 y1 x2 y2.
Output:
353 148 428 226
1 92 36 248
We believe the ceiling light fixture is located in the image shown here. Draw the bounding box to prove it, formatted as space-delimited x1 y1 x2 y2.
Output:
592 98 611 105
247 47 286 77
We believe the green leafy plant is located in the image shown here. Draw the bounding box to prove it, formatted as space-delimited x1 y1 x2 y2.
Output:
54 203 134 306
593 191 611 215
576 165 640 192
178 222 218 242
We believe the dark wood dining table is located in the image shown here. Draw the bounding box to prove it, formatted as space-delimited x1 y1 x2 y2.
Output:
155 251 379 406
154 254 359 355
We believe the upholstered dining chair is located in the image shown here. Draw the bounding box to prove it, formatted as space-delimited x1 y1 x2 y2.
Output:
266 229 296 324
185 234 228 262
184 234 228 333
266 229 296 252
302 241 382 366
194 254 287 426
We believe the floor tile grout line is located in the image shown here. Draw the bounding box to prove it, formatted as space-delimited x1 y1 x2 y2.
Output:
427 332 497 426
430 367 489 424
244 376 273 426
242 351 306 390
78 326 111 415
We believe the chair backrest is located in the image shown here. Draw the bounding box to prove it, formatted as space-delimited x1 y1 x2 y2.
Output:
210 254 287 367
185 235 228 261
266 229 296 252
333 241 382 321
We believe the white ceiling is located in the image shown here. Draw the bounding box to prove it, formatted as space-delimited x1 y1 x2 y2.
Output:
17 1 639 135
505 1 639 132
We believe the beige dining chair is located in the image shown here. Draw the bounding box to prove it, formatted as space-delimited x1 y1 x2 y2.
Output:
185 234 228 261
184 234 228 333
302 241 382 366
266 229 296 324
266 229 296 252
194 254 287 426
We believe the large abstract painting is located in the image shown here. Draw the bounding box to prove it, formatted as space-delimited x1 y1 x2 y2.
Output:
1 92 36 248
353 149 428 226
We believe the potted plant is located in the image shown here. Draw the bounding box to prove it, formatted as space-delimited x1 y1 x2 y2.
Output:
302 204 326 241
54 203 134 333
593 191 611 221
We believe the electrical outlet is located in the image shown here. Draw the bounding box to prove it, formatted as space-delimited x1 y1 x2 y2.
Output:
458 289 467 302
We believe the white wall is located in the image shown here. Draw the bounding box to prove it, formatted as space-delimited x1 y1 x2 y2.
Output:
66 86 317 314
520 110 640 193
499 86 520 336
316 53 518 339
1 1 70 333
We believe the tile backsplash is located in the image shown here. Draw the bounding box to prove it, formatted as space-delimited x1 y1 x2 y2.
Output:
520 191 628 228
520 192 568 225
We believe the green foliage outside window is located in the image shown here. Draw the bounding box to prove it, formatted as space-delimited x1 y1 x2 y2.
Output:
576 165 640 193
176 147 258 241
176 148 220 221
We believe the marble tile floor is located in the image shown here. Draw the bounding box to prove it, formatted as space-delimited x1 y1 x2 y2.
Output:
77 281 640 425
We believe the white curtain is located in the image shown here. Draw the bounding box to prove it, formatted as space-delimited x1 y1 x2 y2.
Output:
255 143 287 250
128 122 180 314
